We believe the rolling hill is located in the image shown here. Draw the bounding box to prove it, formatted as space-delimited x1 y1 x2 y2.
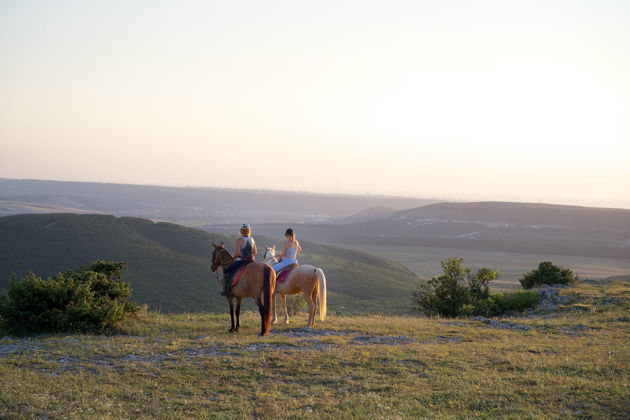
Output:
0 178 433 224
0 213 418 313
210 202 630 260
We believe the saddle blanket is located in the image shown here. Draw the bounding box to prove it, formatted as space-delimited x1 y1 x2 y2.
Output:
277 264 298 284
231 267 247 288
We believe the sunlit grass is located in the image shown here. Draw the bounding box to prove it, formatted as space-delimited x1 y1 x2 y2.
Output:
0 282 628 419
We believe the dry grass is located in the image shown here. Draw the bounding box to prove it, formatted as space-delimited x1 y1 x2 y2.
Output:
1 281 628 419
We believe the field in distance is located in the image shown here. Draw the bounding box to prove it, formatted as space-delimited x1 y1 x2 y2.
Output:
337 244 630 292
0 281 628 419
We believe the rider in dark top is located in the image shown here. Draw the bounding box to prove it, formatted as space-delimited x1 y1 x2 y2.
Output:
219 223 257 296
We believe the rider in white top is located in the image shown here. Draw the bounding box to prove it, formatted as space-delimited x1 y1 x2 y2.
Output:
273 228 301 273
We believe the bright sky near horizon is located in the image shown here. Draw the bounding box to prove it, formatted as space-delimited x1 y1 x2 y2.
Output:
1 1 629 208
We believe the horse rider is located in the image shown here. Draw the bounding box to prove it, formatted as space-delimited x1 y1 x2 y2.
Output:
219 223 257 296
273 228 301 274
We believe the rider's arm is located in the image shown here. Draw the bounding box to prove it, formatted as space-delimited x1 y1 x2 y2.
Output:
233 238 243 258
252 240 257 256
296 241 302 256
281 241 289 258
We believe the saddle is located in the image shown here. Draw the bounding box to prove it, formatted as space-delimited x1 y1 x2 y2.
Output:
277 264 299 284
229 261 253 288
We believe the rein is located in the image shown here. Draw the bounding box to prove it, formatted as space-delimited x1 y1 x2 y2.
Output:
212 248 234 286
217 248 233 270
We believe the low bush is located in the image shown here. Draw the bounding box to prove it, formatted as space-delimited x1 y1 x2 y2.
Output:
413 258 540 317
520 261 578 289
0 261 138 334
412 258 474 317
285 294 307 316
496 291 540 312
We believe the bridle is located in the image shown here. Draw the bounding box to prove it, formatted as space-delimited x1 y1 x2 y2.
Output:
211 247 233 286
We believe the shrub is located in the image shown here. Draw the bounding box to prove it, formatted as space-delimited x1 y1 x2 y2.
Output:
412 259 540 317
412 258 471 317
285 294 307 316
496 291 540 312
0 261 138 334
519 261 578 289
412 258 499 317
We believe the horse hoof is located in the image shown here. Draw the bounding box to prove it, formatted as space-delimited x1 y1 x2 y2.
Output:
229 328 235 333
272 319 278 325
234 328 240 333
259 331 268 337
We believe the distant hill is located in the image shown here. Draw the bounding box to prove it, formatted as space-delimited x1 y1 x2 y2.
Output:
0 178 434 224
390 201 630 230
205 202 630 259
0 214 418 313
335 207 398 223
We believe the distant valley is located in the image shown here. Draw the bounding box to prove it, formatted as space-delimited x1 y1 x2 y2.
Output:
1 178 629 295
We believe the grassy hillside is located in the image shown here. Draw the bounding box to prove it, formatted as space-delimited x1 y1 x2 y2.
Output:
0 214 417 313
0 281 628 419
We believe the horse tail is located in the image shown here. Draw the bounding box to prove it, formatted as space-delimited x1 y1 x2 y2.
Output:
262 265 274 334
315 268 327 322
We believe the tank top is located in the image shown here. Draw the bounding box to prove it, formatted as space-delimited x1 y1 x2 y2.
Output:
285 241 298 259
240 236 255 260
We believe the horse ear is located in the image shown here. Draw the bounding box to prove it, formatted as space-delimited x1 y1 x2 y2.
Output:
220 241 224 247
272 244 276 250
212 241 217 248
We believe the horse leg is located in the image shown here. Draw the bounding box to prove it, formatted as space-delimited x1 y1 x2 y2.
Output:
280 294 289 325
255 296 265 336
311 287 319 327
303 291 315 328
235 297 241 332
272 293 278 324
229 298 235 333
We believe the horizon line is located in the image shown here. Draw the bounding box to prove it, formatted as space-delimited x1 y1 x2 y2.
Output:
1 176 629 211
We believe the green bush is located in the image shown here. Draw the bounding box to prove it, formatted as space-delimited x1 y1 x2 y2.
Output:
286 294 307 316
412 258 500 317
412 258 472 317
0 261 138 334
412 258 540 317
519 261 578 289
496 291 540 312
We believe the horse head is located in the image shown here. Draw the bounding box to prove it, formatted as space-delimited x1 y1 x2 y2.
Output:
263 245 277 262
210 241 225 272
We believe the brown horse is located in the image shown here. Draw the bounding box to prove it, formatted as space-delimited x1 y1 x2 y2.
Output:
263 246 327 327
210 242 276 336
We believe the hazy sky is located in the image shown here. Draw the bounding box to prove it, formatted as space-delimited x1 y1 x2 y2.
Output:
1 1 629 208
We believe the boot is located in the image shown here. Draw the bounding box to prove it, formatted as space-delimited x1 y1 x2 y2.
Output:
219 273 232 296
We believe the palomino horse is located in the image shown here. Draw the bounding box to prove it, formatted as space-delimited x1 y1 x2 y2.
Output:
210 242 276 336
263 246 327 327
